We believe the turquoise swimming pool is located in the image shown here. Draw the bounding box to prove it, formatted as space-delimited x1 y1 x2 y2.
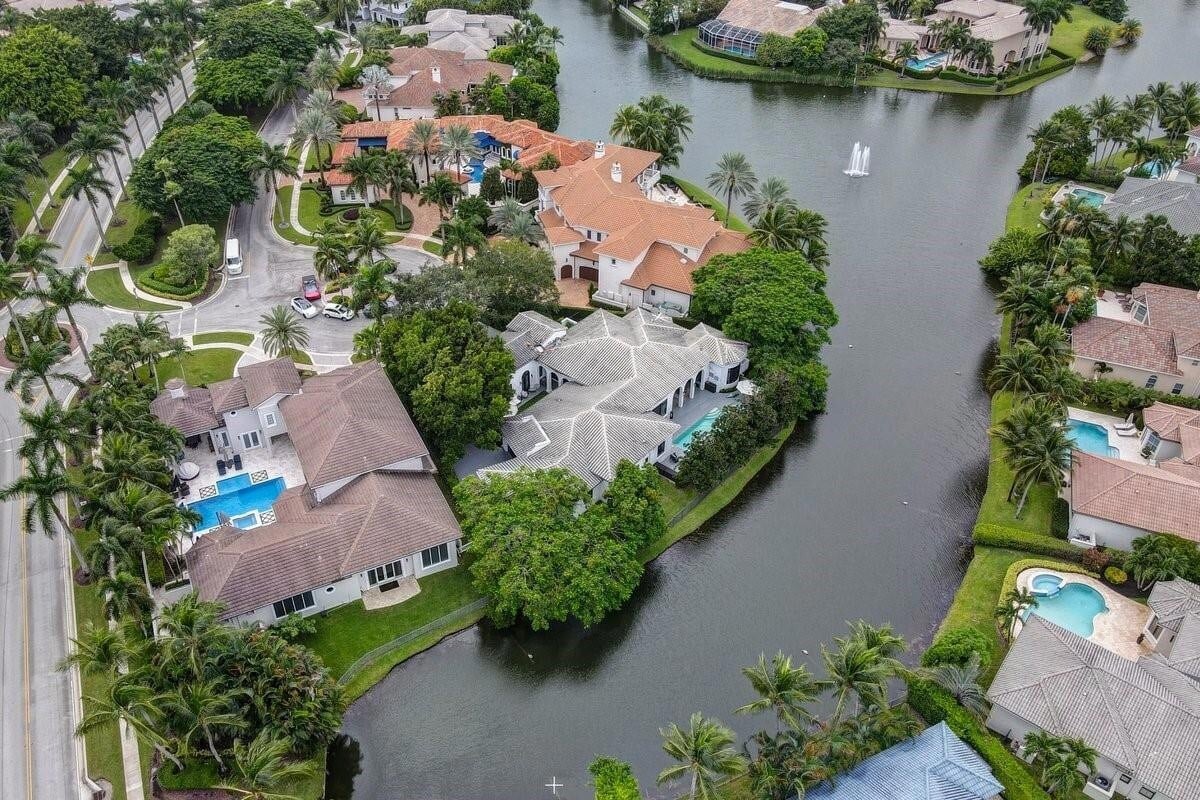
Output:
1069 187 1108 207
1023 576 1108 638
674 408 722 449
1067 419 1118 457
188 476 285 532
906 52 947 71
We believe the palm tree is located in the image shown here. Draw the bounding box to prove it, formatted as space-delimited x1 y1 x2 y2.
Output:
793 209 829 268
166 680 246 770
735 651 823 731
657 713 746 800
1009 421 1072 516
85 516 141 578
0 457 89 570
987 341 1045 395
743 177 795 222
12 233 59 299
610 95 693 168
927 652 987 717
750 205 800 251
307 50 340 101
439 124 482 182
439 216 484 264
488 196 527 231
18 399 93 468
59 622 138 676
89 433 167 494
706 153 757 228
419 173 463 220
350 261 392 318
995 588 1038 642
128 312 178 391
219 731 315 800
249 143 300 225
893 41 919 77
342 152 385 208
5 339 80 403
157 593 227 679
1161 93 1200 141
348 216 389 265
821 638 891 723
1124 534 1190 590
294 107 339 185
312 225 351 280
1023 731 1065 782
1145 81 1174 135
360 64 392 122
406 119 439 184
259 306 310 359
381 149 417 210
63 162 115 251
38 264 101 370
991 399 1061 500
268 60 309 110
500 211 545 245
78 672 184 770
67 122 125 201
97 570 155 628
145 47 179 114
0 137 48 232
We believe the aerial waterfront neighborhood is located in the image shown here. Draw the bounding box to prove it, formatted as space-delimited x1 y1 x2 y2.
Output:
0 0 1198 799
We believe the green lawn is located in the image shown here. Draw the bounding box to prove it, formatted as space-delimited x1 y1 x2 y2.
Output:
286 348 313 366
85 267 176 312
137 348 242 387
160 754 325 799
977 391 1057 536
422 240 442 255
653 29 852 89
670 176 751 233
862 55 1072 96
192 331 254 346
1048 4 1113 59
11 148 80 233
1006 182 1057 232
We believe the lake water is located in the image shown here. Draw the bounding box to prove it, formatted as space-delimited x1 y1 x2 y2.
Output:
328 2 1200 797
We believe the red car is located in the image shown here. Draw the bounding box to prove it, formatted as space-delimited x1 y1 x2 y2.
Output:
302 275 321 302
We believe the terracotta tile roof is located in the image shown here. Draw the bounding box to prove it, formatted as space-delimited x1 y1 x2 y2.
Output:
324 168 353 187
150 379 220 437
238 357 302 407
331 140 356 165
538 208 582 246
186 471 460 618
379 47 513 109
1071 450 1200 542
1136 283 1200 358
1144 402 1200 443
570 240 599 261
1180 155 1200 177
340 121 396 139
715 0 828 35
1071 316 1181 376
280 361 431 490
208 378 247 415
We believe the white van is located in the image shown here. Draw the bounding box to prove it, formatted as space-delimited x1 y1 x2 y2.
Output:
224 238 243 275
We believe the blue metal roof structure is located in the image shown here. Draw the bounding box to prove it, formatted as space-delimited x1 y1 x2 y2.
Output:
805 722 1003 800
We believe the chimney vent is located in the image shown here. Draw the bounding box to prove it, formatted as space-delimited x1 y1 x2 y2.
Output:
594 140 605 158
431 66 441 83
165 378 186 398
611 162 622 183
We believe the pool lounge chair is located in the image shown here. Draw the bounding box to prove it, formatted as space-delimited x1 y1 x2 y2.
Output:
1113 422 1138 437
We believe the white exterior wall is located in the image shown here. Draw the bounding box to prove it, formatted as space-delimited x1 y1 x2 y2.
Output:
1142 428 1181 461
411 538 460 577
707 358 748 391
1072 355 1200 398
642 284 693 315
229 573 362 627
219 407 263 454
1068 511 1150 551
331 185 377 205
511 361 542 400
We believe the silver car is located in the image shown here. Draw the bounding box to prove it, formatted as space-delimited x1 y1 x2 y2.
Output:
290 297 318 318
322 302 356 321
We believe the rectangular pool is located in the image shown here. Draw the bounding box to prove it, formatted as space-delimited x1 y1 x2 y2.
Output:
1067 419 1119 457
188 476 285 532
673 408 722 450
1070 187 1108 207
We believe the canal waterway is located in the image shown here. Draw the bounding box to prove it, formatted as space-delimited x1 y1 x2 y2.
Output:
328 2 1200 797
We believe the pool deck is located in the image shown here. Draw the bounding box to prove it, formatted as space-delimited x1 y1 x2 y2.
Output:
183 435 305 498
656 389 742 471
1066 407 1149 463
1049 181 1112 209
1016 568 1151 660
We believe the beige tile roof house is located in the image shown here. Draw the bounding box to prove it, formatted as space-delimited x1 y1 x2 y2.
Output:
1070 283 1200 397
169 361 461 625
876 0 1049 74
150 379 221 437
400 8 516 58
986 615 1200 800
347 47 514 120
714 0 829 36
1068 450 1200 547
488 309 749 498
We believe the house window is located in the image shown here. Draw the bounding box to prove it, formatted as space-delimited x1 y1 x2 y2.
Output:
367 558 404 586
1145 431 1161 451
240 430 261 449
1133 305 1148 323
610 258 616 266
1119 775 1132 785
1145 375 1158 389
1172 383 1185 395
726 364 741 384
264 412 277 427
421 543 449 568
272 590 315 618
650 289 656 296
215 430 231 449
1138 789 1155 799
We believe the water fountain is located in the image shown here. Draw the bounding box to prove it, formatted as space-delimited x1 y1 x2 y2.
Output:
844 141 870 177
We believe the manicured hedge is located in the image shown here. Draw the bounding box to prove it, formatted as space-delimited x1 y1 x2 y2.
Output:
1051 498 1070 539
866 55 942 80
998 558 1099 604
134 269 207 301
906 680 1051 800
922 626 993 670
1002 55 1075 88
973 524 1085 562
940 67 997 86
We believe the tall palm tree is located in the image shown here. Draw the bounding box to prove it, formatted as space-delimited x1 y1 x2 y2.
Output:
500 211 545 245
987 341 1045 395
706 153 757 228
439 124 482 182
219 731 316 800
0 137 48 232
1009 423 1072 517
12 233 59 298
657 713 746 800
85 516 141 578
793 209 829 269
59 622 139 677
360 64 392 122
77 673 184 770
342 152 386 208
5 339 80 403
166 680 246 770
350 261 392 318
407 119 440 184
348 216 389 265
145 47 179 115
750 205 800 251
893 41 919 77
307 50 340 101
381 149 417 210
1028 322 1071 366
418 173 462 220
995 588 1038 642
38 264 101 370
249 143 300 225
294 107 339 184
743 177 795 222
128 312 177 391
18 399 93 468
735 651 823 731
927 652 988 717
97 571 155 628
268 60 309 110
258 306 310 359
67 122 125 201
89 433 167 494
312 225 351 280
0 456 88 570
1145 81 1174 135
63 162 115 251
157 593 227 680
610 94 693 168
1022 731 1064 782
439 216 485 264
991 399 1061 500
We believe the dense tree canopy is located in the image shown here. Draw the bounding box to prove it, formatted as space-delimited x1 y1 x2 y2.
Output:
603 461 667 553
0 25 95 131
204 2 317 63
35 5 133 80
158 224 219 287
375 301 514 464
128 112 261 221
691 248 837 370
195 52 279 109
453 468 645 630
979 228 1045 279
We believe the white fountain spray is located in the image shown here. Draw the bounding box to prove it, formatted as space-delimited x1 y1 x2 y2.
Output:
844 141 870 177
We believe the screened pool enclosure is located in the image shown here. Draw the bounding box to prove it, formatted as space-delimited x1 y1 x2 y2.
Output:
697 19 764 58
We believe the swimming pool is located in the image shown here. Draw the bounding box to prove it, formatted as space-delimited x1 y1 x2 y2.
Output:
1069 187 1108 208
466 159 485 184
187 476 285 532
1067 419 1118 457
906 52 947 71
673 408 722 449
1023 579 1108 638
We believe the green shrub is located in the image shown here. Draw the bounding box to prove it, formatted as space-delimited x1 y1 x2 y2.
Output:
1104 566 1127 585
112 234 156 264
973 524 1085 562
589 756 640 800
1077 165 1123 188
1081 547 1111 572
1051 498 1070 539
1084 25 1114 55
1003 54 1074 88
906 679 1051 800
135 267 206 301
921 627 993 671
939 67 996 86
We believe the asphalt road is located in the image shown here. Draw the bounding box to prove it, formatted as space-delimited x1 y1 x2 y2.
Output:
1 60 437 799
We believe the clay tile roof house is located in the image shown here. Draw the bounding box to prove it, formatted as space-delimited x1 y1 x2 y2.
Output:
345 47 514 121
1067 450 1200 549
152 360 461 625
1100 177 1200 235
486 309 749 499
332 116 748 312
1070 283 1200 398
399 8 516 58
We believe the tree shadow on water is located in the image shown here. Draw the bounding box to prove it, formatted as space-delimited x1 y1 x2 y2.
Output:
324 734 362 800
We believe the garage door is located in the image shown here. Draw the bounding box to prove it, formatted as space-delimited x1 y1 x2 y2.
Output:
580 266 599 282
560 264 573 278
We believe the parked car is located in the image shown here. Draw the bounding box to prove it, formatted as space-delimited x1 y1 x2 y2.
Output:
224 238 243 275
322 302 356 321
302 275 321 301
290 297 318 319
362 297 400 318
